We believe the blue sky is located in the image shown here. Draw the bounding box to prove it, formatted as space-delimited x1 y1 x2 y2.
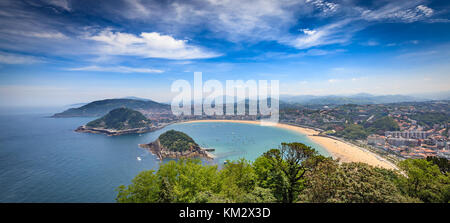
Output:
0 0 449 106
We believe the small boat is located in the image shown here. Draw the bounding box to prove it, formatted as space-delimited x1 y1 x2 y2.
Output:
137 157 142 161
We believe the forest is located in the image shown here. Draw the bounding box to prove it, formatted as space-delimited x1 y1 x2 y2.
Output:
117 142 449 203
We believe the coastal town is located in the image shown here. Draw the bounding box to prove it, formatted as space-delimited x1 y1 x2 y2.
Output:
143 100 450 162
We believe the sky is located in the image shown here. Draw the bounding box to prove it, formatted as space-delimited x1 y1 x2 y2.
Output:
0 0 449 106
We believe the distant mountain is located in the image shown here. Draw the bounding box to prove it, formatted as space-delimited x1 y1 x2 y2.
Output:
85 108 151 130
280 93 426 105
52 98 170 117
67 102 88 107
119 96 154 101
412 91 450 101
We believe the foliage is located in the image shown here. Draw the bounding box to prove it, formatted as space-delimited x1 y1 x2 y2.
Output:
410 112 449 127
117 159 220 203
218 159 257 202
396 159 450 203
53 98 170 117
366 116 400 135
299 160 415 203
117 142 450 203
253 143 326 203
86 107 150 130
335 124 369 140
158 130 199 152
426 156 450 174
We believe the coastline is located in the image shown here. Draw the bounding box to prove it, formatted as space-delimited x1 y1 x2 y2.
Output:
180 120 397 170
75 124 167 136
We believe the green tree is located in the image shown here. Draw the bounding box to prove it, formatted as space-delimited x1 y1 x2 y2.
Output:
366 116 399 135
117 159 220 203
426 156 450 174
300 161 415 203
218 159 257 202
255 142 326 203
336 124 368 140
116 170 160 203
397 159 450 203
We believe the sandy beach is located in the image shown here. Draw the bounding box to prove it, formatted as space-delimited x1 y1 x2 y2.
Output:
181 120 397 170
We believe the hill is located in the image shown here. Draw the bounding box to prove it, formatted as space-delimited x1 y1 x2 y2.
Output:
75 108 156 136
139 130 213 160
158 130 199 152
52 98 170 117
86 107 151 130
280 93 425 105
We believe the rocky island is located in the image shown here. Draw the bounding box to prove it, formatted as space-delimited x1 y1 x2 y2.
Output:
75 107 157 136
139 130 214 160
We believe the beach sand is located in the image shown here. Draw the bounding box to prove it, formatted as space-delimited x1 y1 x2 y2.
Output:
182 120 397 170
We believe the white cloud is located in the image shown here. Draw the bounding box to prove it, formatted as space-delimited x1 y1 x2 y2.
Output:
43 0 71 11
300 28 317 35
306 0 339 15
290 19 354 49
361 3 434 23
5 30 68 39
117 0 306 43
67 65 164 73
86 29 220 59
123 0 150 18
0 52 43 64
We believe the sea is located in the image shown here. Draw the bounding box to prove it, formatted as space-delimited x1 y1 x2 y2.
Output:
0 107 329 202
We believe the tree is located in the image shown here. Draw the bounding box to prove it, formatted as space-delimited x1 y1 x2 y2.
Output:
426 156 450 174
300 161 415 203
256 142 327 203
366 116 399 135
116 159 220 203
116 170 160 203
336 124 368 140
397 159 450 203
218 159 258 202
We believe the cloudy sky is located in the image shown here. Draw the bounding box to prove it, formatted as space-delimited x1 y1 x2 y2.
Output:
0 0 449 106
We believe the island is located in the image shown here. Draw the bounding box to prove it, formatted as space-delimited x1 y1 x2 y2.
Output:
139 130 214 160
75 107 158 136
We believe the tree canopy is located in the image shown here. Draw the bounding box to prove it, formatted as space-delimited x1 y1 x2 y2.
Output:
86 107 150 130
158 130 199 152
117 142 450 203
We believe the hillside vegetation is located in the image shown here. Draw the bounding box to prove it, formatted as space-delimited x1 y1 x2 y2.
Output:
158 130 199 152
53 98 170 117
335 116 400 139
86 107 150 130
117 142 450 203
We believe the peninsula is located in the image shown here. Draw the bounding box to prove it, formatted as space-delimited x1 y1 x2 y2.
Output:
139 130 214 160
75 107 155 136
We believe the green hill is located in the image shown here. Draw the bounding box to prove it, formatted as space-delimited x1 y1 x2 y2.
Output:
158 130 199 152
86 108 151 130
53 98 170 117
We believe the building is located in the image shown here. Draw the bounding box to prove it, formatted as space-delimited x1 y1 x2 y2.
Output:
385 131 431 139
386 138 420 147
367 135 385 146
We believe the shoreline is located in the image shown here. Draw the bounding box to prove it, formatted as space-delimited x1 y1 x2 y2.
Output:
179 120 397 170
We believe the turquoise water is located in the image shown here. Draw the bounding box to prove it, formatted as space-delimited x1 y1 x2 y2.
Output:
0 112 328 203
